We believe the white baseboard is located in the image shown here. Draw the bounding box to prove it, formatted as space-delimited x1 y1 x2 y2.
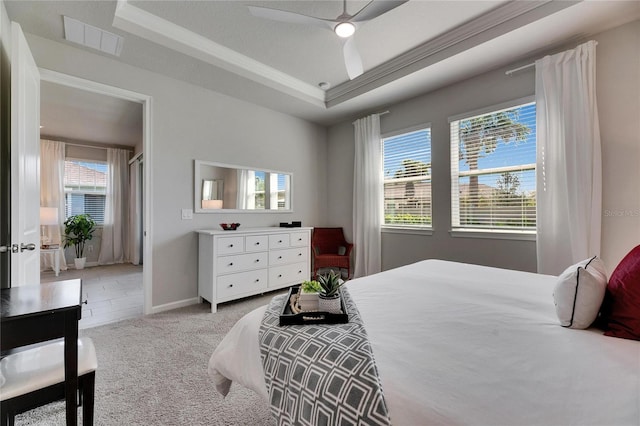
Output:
150 297 200 314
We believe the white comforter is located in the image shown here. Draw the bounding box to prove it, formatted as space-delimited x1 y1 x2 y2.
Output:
209 260 640 425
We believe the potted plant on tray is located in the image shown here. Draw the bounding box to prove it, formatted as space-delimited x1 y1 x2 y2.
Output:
300 279 321 311
317 270 345 314
63 214 96 270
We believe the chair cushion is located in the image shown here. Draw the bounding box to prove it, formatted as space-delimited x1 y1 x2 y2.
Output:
0 337 97 401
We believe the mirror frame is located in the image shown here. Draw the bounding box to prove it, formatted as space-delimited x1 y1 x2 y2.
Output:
194 160 294 213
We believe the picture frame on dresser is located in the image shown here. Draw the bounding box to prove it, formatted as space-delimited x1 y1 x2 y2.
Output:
196 227 312 312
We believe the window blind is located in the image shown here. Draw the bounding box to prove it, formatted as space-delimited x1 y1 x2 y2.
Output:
382 127 432 227
450 102 536 231
64 160 107 224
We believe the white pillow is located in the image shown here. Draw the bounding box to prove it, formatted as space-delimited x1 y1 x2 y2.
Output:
553 256 607 329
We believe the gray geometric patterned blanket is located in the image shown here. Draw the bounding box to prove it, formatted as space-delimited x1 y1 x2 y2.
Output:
258 288 391 426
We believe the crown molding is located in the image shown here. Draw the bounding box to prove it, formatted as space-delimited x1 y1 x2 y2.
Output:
113 0 326 107
111 0 580 111
325 0 580 107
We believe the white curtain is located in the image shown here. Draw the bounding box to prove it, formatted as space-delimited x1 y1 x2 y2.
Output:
99 148 130 265
352 114 382 278
128 155 142 265
40 139 68 271
269 173 278 210
535 40 602 275
237 169 255 209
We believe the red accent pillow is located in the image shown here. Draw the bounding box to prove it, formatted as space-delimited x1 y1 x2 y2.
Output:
602 244 640 340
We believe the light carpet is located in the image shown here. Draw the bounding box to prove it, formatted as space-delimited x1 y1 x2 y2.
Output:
15 292 282 426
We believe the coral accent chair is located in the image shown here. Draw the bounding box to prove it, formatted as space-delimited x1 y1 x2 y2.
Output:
312 228 353 279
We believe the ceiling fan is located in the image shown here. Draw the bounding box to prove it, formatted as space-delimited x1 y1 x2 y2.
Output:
248 0 408 80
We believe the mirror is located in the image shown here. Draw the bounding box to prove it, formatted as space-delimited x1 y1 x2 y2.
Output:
194 160 293 213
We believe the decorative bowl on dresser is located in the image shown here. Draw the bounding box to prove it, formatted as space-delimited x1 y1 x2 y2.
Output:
197 227 312 313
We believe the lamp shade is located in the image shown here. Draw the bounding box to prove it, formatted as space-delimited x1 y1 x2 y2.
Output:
202 199 223 209
40 207 59 225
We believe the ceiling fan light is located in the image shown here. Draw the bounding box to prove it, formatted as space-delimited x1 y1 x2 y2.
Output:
334 21 355 38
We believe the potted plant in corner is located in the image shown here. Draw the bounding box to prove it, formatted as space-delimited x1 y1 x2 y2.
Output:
317 270 345 314
63 214 96 270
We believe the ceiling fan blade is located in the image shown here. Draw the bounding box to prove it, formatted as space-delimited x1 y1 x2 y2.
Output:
343 37 364 80
351 0 409 22
248 6 335 30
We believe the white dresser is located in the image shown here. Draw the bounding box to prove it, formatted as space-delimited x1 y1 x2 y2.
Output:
197 227 312 312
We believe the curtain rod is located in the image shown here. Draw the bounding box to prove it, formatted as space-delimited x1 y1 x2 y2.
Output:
352 110 389 125
505 40 598 76
351 110 390 124
505 62 534 76
43 138 135 152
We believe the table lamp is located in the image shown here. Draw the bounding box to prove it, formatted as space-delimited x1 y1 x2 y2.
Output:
40 207 59 247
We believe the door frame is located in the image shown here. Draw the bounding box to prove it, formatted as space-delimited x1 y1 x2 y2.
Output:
39 68 153 315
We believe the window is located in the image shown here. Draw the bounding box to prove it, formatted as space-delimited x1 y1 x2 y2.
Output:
382 126 432 228
248 171 290 210
450 100 536 232
64 159 107 224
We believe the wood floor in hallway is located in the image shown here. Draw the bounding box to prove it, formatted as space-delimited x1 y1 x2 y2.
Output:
41 263 143 329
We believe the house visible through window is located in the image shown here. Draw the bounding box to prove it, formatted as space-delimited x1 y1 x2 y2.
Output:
450 100 536 232
382 126 432 228
64 159 107 224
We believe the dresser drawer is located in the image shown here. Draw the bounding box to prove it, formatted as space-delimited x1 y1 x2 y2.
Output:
216 269 268 300
269 247 306 266
217 236 244 255
290 231 309 247
245 235 268 252
269 233 290 249
216 252 268 275
268 261 308 289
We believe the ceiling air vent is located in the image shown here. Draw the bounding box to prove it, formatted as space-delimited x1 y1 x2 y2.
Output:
63 16 124 57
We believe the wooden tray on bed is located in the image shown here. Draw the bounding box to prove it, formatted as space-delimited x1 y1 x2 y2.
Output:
279 285 349 326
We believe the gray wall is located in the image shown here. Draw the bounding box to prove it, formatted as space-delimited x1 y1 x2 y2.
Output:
327 20 640 274
24 34 328 309
597 20 640 273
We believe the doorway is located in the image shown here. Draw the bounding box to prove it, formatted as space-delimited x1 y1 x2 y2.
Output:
39 69 153 316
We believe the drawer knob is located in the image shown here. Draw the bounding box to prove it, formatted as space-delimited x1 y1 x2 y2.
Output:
298 238 302 241
229 244 234 248
278 256 282 259
255 279 260 282
298 270 302 273
278 274 282 278
298 253 302 256
228 284 234 288
256 259 260 262
229 262 234 266
278 240 283 243
255 242 260 245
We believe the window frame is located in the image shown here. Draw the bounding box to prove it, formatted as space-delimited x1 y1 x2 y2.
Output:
63 157 108 226
381 123 433 234
449 96 536 239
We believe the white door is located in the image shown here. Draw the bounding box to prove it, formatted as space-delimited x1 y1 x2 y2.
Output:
10 22 40 286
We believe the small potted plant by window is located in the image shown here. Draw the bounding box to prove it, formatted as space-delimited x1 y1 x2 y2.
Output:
317 270 345 314
63 214 96 270
299 279 321 311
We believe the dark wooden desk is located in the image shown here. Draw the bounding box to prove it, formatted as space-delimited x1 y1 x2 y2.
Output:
1 280 82 425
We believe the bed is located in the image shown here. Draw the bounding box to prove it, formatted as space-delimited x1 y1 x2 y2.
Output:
208 259 640 425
